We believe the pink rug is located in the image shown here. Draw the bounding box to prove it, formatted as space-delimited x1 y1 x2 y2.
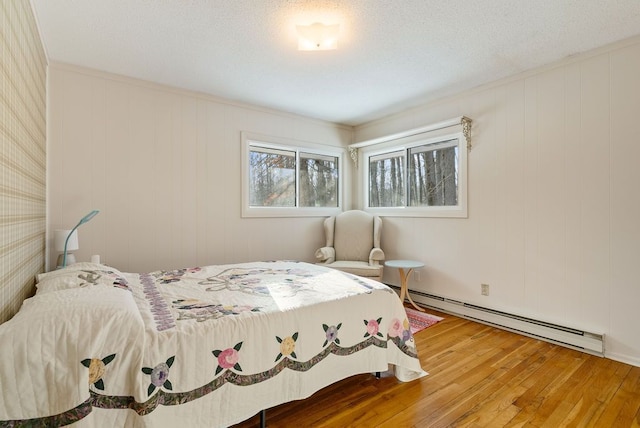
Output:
405 307 444 334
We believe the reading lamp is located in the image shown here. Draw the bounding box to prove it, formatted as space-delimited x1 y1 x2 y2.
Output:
56 210 100 268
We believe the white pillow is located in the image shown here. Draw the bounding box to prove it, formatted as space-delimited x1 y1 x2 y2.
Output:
36 262 130 294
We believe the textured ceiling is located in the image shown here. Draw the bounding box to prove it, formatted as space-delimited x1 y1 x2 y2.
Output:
31 0 640 126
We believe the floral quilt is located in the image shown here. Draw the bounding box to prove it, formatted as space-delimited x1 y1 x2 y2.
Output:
0 261 425 427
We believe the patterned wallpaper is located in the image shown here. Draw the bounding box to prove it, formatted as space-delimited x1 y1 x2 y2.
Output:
0 1 47 323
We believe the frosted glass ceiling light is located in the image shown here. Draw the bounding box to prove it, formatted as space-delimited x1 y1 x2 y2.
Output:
296 22 340 51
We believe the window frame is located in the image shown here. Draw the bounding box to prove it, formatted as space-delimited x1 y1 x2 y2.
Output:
241 132 343 218
360 130 468 218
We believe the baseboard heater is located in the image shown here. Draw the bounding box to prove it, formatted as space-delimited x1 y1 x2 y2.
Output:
389 285 605 356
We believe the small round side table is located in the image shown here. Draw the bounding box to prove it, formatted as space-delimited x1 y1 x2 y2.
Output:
385 260 425 312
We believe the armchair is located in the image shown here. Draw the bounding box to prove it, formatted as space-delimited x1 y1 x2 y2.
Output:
315 210 385 282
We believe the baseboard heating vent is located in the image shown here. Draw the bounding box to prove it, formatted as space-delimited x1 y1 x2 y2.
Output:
388 285 605 356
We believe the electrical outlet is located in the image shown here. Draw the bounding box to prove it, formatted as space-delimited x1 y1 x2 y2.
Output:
414 271 421 282
481 283 490 296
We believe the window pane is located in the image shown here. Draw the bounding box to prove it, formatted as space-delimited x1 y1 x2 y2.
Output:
299 152 339 207
408 140 458 206
249 147 296 207
368 150 405 207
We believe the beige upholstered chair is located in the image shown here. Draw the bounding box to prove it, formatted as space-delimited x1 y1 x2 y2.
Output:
315 210 385 282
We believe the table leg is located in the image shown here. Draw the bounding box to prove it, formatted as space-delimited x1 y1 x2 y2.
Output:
398 268 425 312
398 268 407 303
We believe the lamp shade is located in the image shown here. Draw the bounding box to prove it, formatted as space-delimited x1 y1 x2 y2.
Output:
54 229 78 252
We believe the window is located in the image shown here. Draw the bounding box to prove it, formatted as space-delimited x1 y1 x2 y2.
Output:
249 146 296 207
369 150 405 207
299 152 339 208
361 131 468 218
242 133 342 217
407 139 458 207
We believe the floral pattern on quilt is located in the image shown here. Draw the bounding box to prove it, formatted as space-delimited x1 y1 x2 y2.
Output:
198 267 316 296
322 323 342 347
78 270 130 291
140 273 176 331
81 353 116 391
75 316 416 418
172 299 260 322
151 267 202 284
388 317 413 345
213 342 243 375
142 356 175 396
275 333 298 361
139 265 372 330
364 318 384 338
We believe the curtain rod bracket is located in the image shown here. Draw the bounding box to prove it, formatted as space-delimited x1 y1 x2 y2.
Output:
349 115 473 151
461 116 472 150
348 147 358 168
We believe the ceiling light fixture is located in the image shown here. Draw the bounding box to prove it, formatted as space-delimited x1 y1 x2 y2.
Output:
296 22 340 51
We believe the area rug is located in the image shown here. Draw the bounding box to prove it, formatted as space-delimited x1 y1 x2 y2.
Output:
405 307 444 334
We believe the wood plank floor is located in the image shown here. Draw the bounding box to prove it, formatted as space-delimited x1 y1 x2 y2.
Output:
233 308 640 427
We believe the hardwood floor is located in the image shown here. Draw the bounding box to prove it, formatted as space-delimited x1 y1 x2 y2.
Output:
233 308 640 427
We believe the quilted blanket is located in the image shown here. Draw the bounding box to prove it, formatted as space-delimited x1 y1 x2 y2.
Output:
0 261 425 427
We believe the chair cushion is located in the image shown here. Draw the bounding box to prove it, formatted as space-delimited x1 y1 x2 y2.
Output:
320 261 383 278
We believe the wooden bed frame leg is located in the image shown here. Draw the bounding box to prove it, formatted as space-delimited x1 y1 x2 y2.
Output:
376 371 380 378
260 409 266 428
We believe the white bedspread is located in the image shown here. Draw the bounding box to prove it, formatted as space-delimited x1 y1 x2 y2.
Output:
0 261 425 427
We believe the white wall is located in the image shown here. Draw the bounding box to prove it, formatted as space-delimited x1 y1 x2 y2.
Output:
48 36 640 366
48 63 352 273
355 37 640 366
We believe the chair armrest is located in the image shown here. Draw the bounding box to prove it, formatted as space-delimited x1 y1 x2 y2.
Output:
315 247 336 263
369 248 385 265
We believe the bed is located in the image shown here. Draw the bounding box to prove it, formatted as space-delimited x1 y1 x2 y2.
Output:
0 260 426 427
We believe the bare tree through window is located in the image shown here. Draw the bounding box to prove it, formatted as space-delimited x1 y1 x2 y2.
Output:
368 139 459 208
408 142 458 206
299 153 339 207
249 147 295 207
248 145 339 208
369 151 405 207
